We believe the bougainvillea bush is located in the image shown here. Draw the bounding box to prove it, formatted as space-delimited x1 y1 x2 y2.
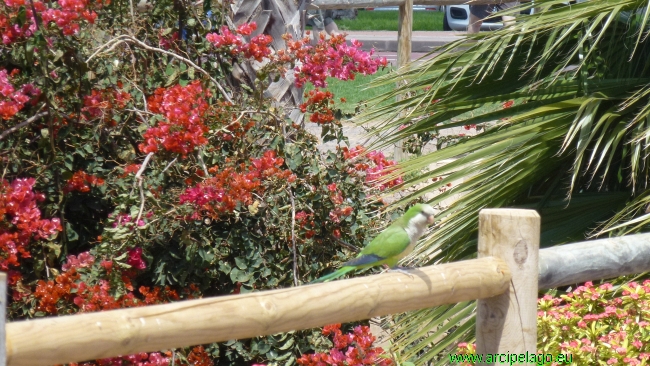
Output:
455 280 650 365
297 323 394 366
0 0 396 364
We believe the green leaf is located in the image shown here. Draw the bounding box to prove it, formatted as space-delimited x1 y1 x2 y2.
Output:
165 63 175 76
53 49 64 62
165 70 179 86
278 337 294 350
44 242 61 257
65 222 79 242
16 6 26 26
235 257 247 270
219 261 232 274
63 155 74 170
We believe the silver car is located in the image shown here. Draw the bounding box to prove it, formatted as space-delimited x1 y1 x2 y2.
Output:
442 2 589 31
367 6 441 11
443 4 518 31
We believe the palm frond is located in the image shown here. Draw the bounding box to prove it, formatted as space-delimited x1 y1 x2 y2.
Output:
350 0 650 363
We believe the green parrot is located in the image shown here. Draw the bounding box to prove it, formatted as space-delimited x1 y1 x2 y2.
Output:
312 203 436 283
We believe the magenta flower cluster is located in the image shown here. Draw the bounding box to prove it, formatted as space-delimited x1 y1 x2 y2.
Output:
0 69 41 120
291 34 388 88
536 280 650 365
457 280 650 365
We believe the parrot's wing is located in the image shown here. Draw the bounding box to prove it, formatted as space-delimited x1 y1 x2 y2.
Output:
359 224 411 259
342 254 385 267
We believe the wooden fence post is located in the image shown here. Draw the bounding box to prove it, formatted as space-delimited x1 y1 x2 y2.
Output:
397 0 412 69
0 272 6 366
394 0 412 161
476 209 540 364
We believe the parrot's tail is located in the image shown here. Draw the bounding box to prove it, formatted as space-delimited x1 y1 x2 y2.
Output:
311 266 355 284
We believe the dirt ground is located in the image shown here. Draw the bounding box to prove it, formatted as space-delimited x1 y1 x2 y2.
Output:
307 118 474 202
306 119 472 155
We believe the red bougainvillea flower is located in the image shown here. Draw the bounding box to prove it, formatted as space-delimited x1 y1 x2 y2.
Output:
100 259 113 273
241 34 273 61
120 164 141 178
206 22 273 61
329 205 352 224
186 346 214 366
206 26 245 52
62 252 95 272
237 22 257 36
127 247 146 270
139 81 210 157
298 323 393 366
300 89 335 124
36 262 186 316
340 146 403 190
180 150 296 218
2 0 108 44
0 69 41 120
158 30 180 50
0 178 62 275
63 170 105 193
291 33 388 88
82 86 131 126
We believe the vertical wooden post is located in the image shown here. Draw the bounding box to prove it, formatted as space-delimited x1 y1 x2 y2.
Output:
394 0 412 161
397 0 412 69
476 209 540 364
0 272 6 366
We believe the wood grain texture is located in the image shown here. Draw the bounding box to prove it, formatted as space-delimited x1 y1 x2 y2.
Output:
476 209 540 362
397 0 412 69
233 0 262 24
6 257 510 366
310 0 528 9
539 233 650 290
0 273 6 366
393 0 412 161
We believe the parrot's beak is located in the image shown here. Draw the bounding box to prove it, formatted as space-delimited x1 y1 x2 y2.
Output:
427 215 435 225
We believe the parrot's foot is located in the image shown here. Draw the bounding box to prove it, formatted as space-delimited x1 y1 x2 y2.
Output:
388 266 414 279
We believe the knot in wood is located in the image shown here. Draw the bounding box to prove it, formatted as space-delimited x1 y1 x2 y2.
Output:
513 239 528 267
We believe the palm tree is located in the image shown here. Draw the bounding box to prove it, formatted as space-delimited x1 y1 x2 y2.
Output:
354 0 650 363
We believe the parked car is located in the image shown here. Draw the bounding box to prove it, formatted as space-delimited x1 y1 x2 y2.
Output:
442 4 530 31
442 1 587 31
365 6 441 11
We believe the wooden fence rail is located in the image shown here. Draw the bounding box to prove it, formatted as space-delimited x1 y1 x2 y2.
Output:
7 257 511 366
1 207 650 365
539 232 650 290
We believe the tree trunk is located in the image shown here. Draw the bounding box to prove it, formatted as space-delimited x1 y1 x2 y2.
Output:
231 0 305 122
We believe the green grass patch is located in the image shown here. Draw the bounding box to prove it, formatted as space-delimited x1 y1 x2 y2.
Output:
305 68 395 115
335 10 444 31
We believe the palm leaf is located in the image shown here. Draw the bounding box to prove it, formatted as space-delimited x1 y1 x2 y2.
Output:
350 0 650 364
